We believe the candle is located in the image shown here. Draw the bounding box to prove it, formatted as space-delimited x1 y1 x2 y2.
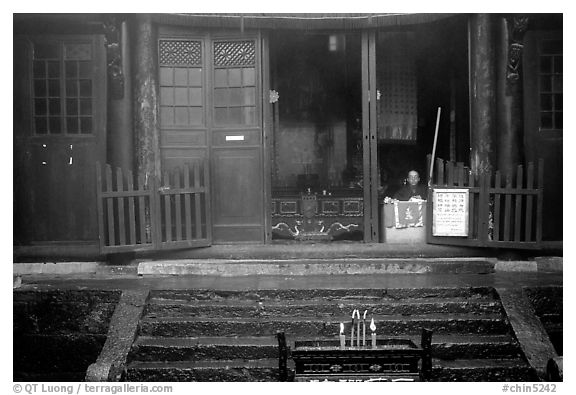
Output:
362 310 367 347
350 310 355 347
355 310 360 347
339 323 345 350
370 317 377 349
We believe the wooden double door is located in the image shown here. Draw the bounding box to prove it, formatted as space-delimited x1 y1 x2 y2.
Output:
158 28 265 243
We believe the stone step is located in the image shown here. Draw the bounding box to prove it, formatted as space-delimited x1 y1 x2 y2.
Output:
138 314 509 337
148 287 498 302
125 359 285 382
145 297 503 318
432 358 538 382
128 334 522 362
125 357 536 382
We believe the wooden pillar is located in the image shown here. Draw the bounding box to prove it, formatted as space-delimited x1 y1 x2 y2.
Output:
133 14 161 183
468 14 496 176
496 15 528 178
108 19 134 172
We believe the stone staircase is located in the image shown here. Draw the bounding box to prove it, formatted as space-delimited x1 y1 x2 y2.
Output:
125 287 538 381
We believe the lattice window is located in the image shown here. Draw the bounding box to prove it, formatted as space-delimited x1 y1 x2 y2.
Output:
158 40 204 127
159 40 202 67
214 41 255 67
32 40 94 135
538 39 562 131
213 40 257 126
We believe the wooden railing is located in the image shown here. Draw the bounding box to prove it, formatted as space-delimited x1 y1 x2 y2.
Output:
426 156 543 249
96 161 210 253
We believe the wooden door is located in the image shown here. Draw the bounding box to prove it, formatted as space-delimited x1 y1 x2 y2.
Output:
158 30 264 243
14 35 106 245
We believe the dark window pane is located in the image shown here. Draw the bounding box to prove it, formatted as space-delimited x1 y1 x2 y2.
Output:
65 61 78 78
174 68 188 86
80 117 92 134
79 80 92 97
33 61 46 78
243 107 255 125
35 117 47 134
48 80 60 97
214 88 229 106
555 94 562 111
555 112 563 129
243 68 255 86
174 107 188 125
542 39 562 55
243 87 255 105
67 99 78 115
189 107 203 125
49 117 62 134
553 75 563 92
160 87 174 105
554 56 563 73
66 79 78 97
189 68 202 86
540 112 553 129
228 107 242 124
78 61 91 78
159 67 174 86
35 43 58 59
228 68 242 87
540 94 552 111
174 87 188 105
214 69 227 88
160 107 174 126
48 98 61 115
189 88 202 106
80 99 92 115
214 107 228 124
540 76 552 92
540 56 552 73
67 117 79 134
34 80 47 97
34 99 47 116
47 61 60 78
229 88 242 106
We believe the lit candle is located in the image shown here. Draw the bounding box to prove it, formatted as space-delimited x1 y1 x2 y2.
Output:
362 310 367 347
370 317 377 349
339 323 345 350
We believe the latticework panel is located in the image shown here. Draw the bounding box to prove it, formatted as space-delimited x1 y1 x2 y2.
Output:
159 40 202 66
214 40 256 67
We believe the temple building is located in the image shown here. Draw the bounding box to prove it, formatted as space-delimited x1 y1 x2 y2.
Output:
14 13 562 257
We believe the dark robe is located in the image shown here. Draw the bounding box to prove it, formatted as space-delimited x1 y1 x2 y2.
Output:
393 183 428 201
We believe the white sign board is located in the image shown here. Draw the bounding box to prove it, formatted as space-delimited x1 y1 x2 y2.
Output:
432 188 469 237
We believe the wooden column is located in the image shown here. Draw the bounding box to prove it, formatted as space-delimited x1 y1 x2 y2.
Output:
496 15 528 178
108 19 134 172
468 14 496 176
133 14 161 183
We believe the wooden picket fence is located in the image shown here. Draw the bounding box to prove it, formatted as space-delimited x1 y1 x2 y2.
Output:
426 156 544 249
96 161 211 253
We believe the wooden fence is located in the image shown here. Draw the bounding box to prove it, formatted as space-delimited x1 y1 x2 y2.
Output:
426 156 544 249
96 161 211 253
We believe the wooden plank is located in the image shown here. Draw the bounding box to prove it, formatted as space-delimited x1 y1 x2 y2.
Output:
447 161 454 186
137 174 147 245
105 165 115 246
468 171 476 240
183 165 192 240
514 165 523 242
194 162 202 239
536 159 544 243
127 170 137 245
203 159 212 240
503 172 513 242
174 168 182 241
95 162 106 251
163 171 172 243
116 167 126 246
493 171 501 242
525 162 535 242
457 162 465 186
